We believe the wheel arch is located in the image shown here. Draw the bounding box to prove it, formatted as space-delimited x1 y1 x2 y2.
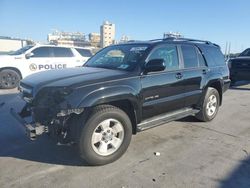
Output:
0 67 23 79
107 99 138 135
205 80 223 105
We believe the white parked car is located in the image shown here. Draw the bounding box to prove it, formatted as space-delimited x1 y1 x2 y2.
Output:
0 45 92 89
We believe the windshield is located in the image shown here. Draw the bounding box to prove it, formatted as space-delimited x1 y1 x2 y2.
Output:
8 45 34 55
85 44 149 71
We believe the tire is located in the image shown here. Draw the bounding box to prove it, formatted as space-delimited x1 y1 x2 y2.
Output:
195 87 220 122
0 69 21 89
78 105 132 165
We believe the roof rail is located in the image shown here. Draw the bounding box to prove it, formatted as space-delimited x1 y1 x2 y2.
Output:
162 37 220 47
149 39 164 42
127 40 142 43
163 37 211 44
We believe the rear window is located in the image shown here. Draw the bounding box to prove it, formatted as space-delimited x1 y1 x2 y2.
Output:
181 45 199 68
53 47 74 57
75 48 92 57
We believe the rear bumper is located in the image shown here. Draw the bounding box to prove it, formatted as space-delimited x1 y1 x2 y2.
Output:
10 107 47 140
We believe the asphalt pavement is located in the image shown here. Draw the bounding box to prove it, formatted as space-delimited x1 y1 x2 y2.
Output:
0 83 250 188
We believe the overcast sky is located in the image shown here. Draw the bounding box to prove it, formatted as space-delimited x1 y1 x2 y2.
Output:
0 0 249 53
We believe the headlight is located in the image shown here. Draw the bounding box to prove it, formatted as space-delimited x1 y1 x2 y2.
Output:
19 84 33 103
19 85 33 95
57 108 84 117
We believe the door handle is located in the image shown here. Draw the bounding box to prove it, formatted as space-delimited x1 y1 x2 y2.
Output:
175 72 183 79
202 69 207 74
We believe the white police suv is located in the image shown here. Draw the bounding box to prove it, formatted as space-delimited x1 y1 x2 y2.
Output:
0 45 92 89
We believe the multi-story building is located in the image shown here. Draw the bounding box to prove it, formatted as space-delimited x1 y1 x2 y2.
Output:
47 31 90 47
100 21 115 48
89 33 101 47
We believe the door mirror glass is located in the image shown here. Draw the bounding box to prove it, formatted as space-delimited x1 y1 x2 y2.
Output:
145 59 166 73
25 52 34 59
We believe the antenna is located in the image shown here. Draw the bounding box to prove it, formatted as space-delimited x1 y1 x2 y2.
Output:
228 42 231 59
225 42 228 59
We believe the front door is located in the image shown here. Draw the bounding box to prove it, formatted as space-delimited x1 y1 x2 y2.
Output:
141 44 186 120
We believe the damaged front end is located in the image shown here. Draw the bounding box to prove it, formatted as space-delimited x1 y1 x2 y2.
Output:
11 84 83 143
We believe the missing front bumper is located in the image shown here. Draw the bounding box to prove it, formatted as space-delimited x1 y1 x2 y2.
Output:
10 108 48 140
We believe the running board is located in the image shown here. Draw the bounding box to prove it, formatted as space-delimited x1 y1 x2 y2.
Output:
137 108 199 131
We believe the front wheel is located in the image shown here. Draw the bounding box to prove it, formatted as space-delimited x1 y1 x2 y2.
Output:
0 69 21 89
78 105 132 165
195 87 220 122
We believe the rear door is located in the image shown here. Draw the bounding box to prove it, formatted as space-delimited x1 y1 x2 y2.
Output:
52 47 76 69
141 44 186 120
180 44 207 107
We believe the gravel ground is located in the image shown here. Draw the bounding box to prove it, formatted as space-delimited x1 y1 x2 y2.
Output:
0 83 250 188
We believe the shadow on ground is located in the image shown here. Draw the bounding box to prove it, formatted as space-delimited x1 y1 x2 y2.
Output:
0 131 88 166
219 155 250 188
230 81 250 91
0 92 87 167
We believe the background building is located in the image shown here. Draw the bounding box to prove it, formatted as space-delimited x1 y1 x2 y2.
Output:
0 36 34 54
47 30 90 47
89 33 101 47
100 21 115 48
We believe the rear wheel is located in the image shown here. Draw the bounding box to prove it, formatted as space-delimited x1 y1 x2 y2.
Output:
0 69 21 89
78 105 132 165
195 87 220 122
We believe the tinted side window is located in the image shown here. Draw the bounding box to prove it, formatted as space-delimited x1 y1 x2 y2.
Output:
198 45 225 67
181 45 199 68
76 49 92 57
53 47 74 57
31 47 51 57
148 45 179 71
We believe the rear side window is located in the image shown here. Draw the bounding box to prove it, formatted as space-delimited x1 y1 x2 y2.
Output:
148 45 179 71
198 45 225 67
31 47 51 57
75 48 92 57
181 45 199 68
53 47 74 57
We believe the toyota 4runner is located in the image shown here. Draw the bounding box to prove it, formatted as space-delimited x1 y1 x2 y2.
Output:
11 38 230 165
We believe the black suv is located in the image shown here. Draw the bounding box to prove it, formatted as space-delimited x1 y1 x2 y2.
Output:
228 48 250 84
11 38 230 165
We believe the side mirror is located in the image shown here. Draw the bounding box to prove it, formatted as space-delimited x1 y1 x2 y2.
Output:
25 52 34 59
145 59 166 73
